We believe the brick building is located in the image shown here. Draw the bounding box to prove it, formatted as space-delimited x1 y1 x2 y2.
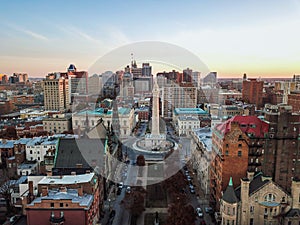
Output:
210 116 269 210
11 95 35 105
242 79 264 109
26 173 100 225
263 104 300 193
288 91 300 113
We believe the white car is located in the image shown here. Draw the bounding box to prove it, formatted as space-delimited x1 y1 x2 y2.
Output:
118 182 123 189
126 186 131 193
196 207 203 218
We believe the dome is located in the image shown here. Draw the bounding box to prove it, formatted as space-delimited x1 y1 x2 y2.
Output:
68 64 77 72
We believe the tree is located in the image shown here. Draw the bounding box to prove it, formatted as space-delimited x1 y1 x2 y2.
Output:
166 196 196 225
136 155 145 167
0 169 17 215
136 155 145 177
121 187 146 225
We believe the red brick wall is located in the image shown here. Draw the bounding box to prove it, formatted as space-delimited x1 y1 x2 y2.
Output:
27 209 86 225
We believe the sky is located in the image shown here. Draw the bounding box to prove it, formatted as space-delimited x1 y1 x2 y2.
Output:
0 0 300 78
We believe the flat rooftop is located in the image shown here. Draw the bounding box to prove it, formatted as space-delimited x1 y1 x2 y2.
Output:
39 173 95 185
174 108 208 115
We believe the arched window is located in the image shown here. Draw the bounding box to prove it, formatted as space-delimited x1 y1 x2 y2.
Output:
264 194 276 202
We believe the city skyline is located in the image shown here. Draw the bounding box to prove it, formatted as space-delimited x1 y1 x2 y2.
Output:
1 0 300 78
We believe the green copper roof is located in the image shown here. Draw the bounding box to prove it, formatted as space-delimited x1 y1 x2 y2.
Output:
229 177 233 186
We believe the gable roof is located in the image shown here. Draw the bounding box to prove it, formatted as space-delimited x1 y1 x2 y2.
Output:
54 138 106 172
215 115 269 138
285 208 300 218
235 173 270 200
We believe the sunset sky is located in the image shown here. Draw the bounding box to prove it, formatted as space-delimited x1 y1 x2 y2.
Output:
0 0 300 78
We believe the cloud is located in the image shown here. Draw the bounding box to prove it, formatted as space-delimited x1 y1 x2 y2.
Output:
58 25 101 43
7 24 48 41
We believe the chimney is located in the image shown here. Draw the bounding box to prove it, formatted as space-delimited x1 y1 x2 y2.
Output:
247 171 255 181
86 170 90 174
46 170 52 176
28 181 33 196
41 186 48 196
78 185 83 196
59 186 67 193
71 171 76 176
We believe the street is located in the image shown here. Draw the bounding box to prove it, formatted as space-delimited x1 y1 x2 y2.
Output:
100 122 214 225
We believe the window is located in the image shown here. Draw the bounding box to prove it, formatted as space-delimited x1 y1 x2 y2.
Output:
232 207 235 215
30 150 32 154
225 150 229 156
264 194 276 202
238 151 242 157
51 203 54 207
250 218 254 225
226 144 229 148
238 143 242 148
250 206 254 213
60 203 63 207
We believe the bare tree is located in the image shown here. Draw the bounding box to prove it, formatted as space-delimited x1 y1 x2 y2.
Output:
121 187 146 225
0 169 17 215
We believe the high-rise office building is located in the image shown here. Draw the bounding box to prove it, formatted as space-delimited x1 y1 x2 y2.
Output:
242 78 264 109
64 64 88 95
161 83 197 118
43 73 70 111
142 63 152 76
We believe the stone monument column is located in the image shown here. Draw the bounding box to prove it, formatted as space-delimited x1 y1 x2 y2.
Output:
151 77 160 136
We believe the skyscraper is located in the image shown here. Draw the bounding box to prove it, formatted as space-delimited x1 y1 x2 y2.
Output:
43 73 70 111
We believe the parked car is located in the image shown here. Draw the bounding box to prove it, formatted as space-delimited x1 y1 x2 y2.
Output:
196 207 203 218
187 175 192 181
190 188 195 194
205 207 214 215
118 182 123 189
126 186 131 193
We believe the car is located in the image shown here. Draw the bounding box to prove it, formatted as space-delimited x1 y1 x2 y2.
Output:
190 188 195 194
187 175 192 181
118 182 123 189
189 184 194 189
196 207 203 218
117 188 122 195
126 186 131 193
205 207 214 215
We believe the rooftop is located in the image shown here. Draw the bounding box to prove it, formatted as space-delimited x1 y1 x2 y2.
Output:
38 173 95 185
215 115 269 138
174 108 208 115
0 140 14 148
30 189 93 208
77 107 132 116
193 127 212 151
18 162 38 170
